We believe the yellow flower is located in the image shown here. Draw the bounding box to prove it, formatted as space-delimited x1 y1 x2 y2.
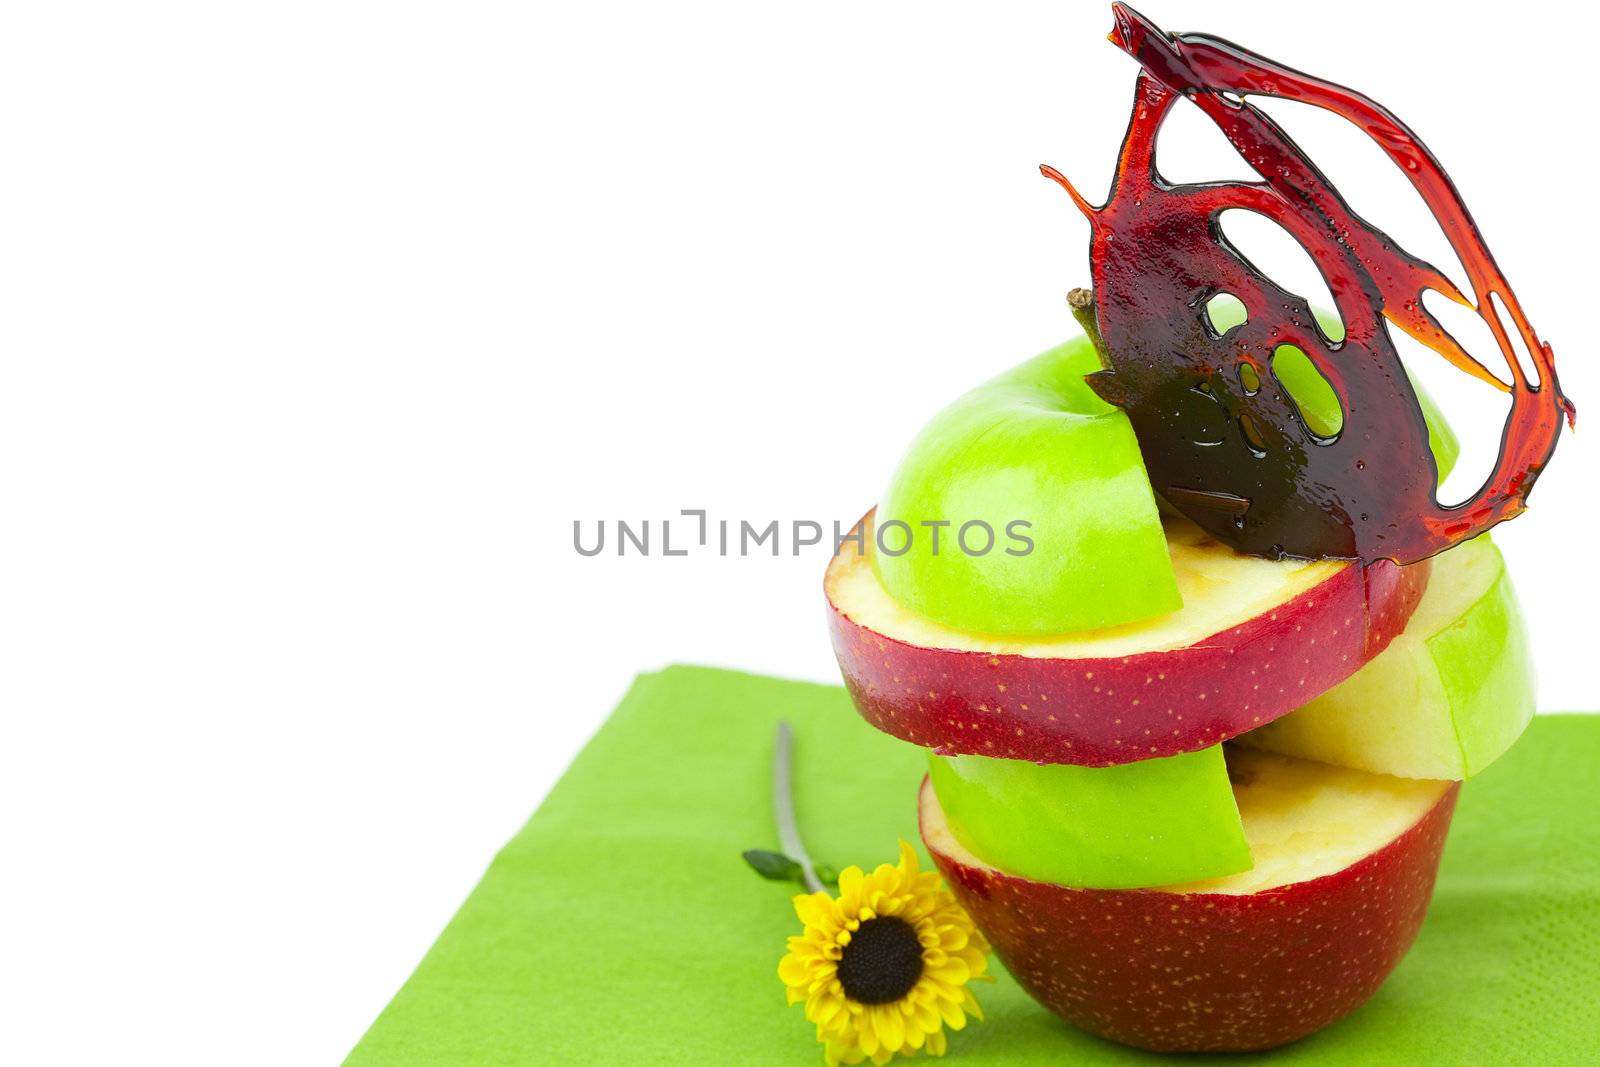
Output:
778 841 991 1065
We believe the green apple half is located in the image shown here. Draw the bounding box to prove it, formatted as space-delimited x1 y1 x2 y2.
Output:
873 319 1460 637
1239 535 1533 779
927 745 1249 889
873 336 1177 635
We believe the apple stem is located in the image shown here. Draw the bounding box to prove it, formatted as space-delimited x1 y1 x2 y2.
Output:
773 721 825 894
1068 287 1110 364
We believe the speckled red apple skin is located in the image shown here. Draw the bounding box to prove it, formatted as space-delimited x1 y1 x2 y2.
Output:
827 557 1428 767
922 779 1460 1053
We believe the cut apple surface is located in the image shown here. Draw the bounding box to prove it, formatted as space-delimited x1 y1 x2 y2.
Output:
1240 536 1534 780
928 745 1248 890
920 750 1457 1052
1171 747 1450 893
828 510 1430 765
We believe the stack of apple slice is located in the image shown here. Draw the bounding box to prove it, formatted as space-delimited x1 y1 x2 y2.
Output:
824 337 1536 1052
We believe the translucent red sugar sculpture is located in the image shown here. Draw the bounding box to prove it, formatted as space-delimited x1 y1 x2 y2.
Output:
1047 3 1573 563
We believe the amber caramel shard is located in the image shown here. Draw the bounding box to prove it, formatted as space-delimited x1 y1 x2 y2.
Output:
1046 4 1572 563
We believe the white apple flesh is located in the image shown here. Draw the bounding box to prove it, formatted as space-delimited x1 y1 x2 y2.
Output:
1239 535 1534 779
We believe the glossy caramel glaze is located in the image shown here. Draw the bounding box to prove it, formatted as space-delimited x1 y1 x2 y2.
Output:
1045 4 1573 563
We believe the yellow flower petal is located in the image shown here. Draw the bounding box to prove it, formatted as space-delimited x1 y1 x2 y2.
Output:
825 1038 864 1066
779 954 812 986
795 891 836 928
926 957 970 985
872 1004 906 1053
858 1018 879 1058
909 999 941 1035
814 993 846 1027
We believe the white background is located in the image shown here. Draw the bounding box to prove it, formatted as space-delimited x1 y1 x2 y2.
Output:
3 3 1595 1064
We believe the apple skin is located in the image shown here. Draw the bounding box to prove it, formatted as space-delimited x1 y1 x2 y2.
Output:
1430 544 1532 774
1240 536 1535 779
927 746 1250 889
828 542 1430 766
873 336 1180 636
920 777 1461 1053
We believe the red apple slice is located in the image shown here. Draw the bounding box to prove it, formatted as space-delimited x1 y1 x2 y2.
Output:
921 751 1458 1052
827 510 1428 766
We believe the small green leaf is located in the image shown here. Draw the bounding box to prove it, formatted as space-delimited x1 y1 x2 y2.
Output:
743 848 804 883
813 864 839 887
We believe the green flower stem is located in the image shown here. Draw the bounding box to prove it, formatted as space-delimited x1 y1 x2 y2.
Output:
773 722 825 894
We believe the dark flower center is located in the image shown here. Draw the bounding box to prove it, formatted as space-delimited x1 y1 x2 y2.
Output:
836 915 924 1005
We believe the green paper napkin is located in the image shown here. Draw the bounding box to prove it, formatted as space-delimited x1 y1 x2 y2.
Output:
346 666 1600 1065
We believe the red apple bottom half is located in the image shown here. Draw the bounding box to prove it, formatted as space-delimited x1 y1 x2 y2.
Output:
919 753 1459 1052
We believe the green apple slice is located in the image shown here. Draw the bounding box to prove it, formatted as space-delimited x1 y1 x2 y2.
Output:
872 314 1458 638
873 336 1179 636
1239 535 1533 779
927 746 1250 889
